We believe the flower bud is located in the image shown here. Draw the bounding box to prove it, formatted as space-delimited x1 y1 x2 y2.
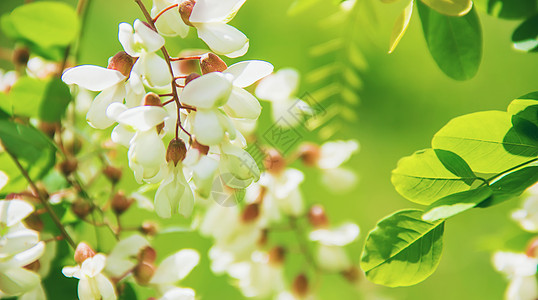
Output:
138 246 157 264
71 199 93 219
38 121 58 138
174 50 202 74
59 159 78 176
341 266 360 283
263 149 286 175
24 212 44 232
241 203 260 223
107 51 135 77
268 246 286 265
143 92 163 107
140 221 159 236
292 273 309 297
191 139 209 155
103 166 122 184
526 237 538 258
74 242 96 264
166 138 187 166
179 0 196 27
111 191 134 215
133 262 155 285
185 72 201 86
13 47 30 67
298 143 321 167
308 205 329 228
200 53 227 74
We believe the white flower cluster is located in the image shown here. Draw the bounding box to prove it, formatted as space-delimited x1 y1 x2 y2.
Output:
62 0 270 219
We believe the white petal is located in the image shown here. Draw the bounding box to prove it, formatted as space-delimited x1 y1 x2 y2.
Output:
309 223 359 246
224 41 250 59
192 110 226 145
106 235 149 277
190 0 246 23
0 199 34 226
111 124 135 147
223 87 261 120
321 168 358 193
150 249 200 284
106 102 128 121
62 266 81 278
116 106 168 131
318 140 359 169
494 252 538 277
1 228 40 256
196 23 249 58
154 164 186 218
0 267 40 295
62 66 126 92
134 19 165 53
191 156 219 198
152 0 190 38
0 171 7 191
20 283 46 300
137 53 172 87
128 131 166 175
255 68 299 102
80 254 106 277
315 245 351 272
87 84 126 129
225 61 274 88
161 287 196 300
180 72 233 109
507 276 538 300
95 274 117 300
125 74 145 107
118 22 137 57
78 278 98 300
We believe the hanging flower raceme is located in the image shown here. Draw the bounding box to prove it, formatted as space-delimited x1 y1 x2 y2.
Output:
0 199 45 297
119 19 171 87
512 183 538 232
309 222 359 272
62 51 140 129
493 251 538 300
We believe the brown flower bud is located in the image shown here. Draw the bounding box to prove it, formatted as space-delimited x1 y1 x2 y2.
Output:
133 262 155 285
191 139 209 155
111 191 134 215
292 273 309 297
166 138 187 166
71 199 93 219
38 121 58 138
13 47 30 66
59 159 78 176
24 212 44 232
24 260 41 272
179 0 196 27
103 166 122 184
74 242 96 264
298 143 321 167
140 221 159 236
200 53 227 74
185 72 201 86
107 51 136 77
138 246 157 264
258 229 268 246
143 92 163 107
307 205 329 228
526 237 538 258
268 246 286 265
174 50 202 74
263 149 286 175
241 203 260 223
341 266 360 283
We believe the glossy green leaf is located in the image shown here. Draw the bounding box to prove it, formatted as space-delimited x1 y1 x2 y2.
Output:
507 92 538 125
512 15 538 52
479 165 538 207
392 148 480 205
388 0 414 54
361 209 445 287
9 1 79 48
9 77 47 118
40 78 72 122
422 185 492 221
421 0 472 16
417 2 482 80
432 111 538 174
487 0 537 19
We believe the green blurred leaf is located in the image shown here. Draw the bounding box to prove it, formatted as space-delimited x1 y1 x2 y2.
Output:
9 77 47 118
40 78 72 122
487 0 537 19
432 111 538 173
0 92 12 117
512 14 538 52
422 185 492 221
391 148 480 205
417 2 482 80
361 209 445 287
9 1 79 48
388 0 414 54
507 92 538 125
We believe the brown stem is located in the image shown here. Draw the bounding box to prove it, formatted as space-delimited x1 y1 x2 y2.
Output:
169 56 202 61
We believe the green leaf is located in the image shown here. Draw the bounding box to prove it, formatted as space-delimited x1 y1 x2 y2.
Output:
487 0 537 20
392 148 480 205
512 14 538 52
432 111 538 174
9 77 47 118
40 78 72 122
0 92 12 117
507 92 538 125
421 0 472 16
417 2 482 80
361 209 445 287
479 165 538 207
388 0 414 54
9 1 79 48
422 185 492 221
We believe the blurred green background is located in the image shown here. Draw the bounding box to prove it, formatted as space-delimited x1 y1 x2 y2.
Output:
2 0 538 299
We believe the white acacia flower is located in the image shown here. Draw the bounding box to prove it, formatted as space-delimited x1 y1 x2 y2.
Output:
493 252 538 300
512 184 538 232
155 161 195 218
219 140 260 189
183 148 219 199
149 249 200 295
159 287 196 300
0 200 45 297
186 0 249 57
119 20 171 87
62 254 117 300
0 69 16 93
105 234 150 278
317 140 359 193
151 0 190 38
27 57 57 79
255 68 310 128
309 223 359 272
257 168 304 221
